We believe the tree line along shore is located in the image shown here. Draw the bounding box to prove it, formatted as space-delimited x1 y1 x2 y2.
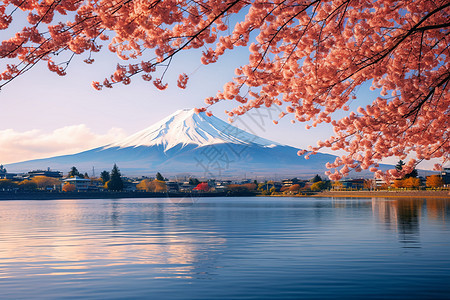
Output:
1 163 449 200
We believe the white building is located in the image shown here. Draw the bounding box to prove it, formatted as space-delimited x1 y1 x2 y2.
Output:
63 177 91 191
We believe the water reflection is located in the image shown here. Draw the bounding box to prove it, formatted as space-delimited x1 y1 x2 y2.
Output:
371 198 450 248
0 199 227 281
0 197 449 299
426 198 450 222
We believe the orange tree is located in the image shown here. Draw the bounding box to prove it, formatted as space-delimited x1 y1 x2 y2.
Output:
392 179 404 189
137 179 167 192
31 176 60 189
18 180 37 191
288 184 302 193
426 175 444 188
62 183 76 192
403 177 421 189
0 179 17 190
1 0 448 179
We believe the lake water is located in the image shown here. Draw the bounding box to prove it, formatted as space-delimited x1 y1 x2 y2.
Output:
0 196 449 299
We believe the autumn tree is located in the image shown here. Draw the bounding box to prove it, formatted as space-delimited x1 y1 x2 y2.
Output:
106 164 123 191
393 177 421 189
403 177 421 189
136 179 151 191
426 175 444 188
332 181 344 190
62 183 76 192
193 182 210 192
363 179 376 191
1 0 448 180
288 184 301 193
392 179 404 189
0 179 17 191
18 180 37 191
31 176 60 189
311 181 330 191
227 183 256 193
152 180 167 192
136 179 167 192
280 185 290 193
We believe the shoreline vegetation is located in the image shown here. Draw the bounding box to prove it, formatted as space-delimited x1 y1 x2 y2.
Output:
315 190 450 199
0 189 448 200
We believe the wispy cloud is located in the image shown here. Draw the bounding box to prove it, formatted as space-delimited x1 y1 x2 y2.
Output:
0 125 128 164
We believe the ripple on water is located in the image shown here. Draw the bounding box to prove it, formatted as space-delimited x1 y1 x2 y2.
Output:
0 197 449 299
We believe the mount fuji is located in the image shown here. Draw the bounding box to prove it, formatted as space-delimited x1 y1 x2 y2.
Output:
7 109 341 178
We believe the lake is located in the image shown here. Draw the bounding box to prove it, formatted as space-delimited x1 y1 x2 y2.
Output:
0 196 449 299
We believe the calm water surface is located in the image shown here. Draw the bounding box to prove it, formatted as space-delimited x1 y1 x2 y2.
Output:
0 197 449 299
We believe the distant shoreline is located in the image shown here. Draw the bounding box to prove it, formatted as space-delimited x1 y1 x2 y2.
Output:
0 191 233 200
1 190 448 201
316 190 450 199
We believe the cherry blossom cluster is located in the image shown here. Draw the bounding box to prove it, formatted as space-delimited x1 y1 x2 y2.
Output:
0 0 448 179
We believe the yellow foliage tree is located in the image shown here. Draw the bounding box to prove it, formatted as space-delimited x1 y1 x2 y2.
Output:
392 179 404 188
137 179 166 192
0 179 17 190
426 175 444 188
31 176 60 189
363 179 376 190
288 184 301 193
18 180 37 191
332 181 344 190
311 181 328 191
62 183 76 192
403 177 421 189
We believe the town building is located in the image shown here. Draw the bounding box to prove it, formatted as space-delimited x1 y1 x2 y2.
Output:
62 176 91 191
441 167 450 185
26 168 63 178
0 165 17 180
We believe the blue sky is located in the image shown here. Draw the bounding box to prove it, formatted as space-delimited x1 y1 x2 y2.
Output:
0 40 341 164
0 12 440 173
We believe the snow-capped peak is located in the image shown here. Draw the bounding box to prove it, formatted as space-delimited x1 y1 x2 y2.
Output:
106 108 280 151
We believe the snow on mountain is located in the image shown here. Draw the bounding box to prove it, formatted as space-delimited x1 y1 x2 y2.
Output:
106 108 280 151
8 108 380 177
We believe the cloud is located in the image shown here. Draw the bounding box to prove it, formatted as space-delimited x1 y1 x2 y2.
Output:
0 125 128 164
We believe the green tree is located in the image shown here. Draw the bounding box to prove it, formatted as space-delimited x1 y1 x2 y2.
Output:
395 160 418 178
189 178 200 186
100 170 110 184
68 166 83 178
156 172 165 181
395 160 405 171
106 164 123 191
311 181 330 191
404 169 418 178
311 174 322 183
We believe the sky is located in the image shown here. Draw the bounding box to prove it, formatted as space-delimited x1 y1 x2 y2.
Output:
0 35 341 165
0 10 441 174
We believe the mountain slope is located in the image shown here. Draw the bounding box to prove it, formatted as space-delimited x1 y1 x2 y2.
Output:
6 108 354 178
107 108 279 151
